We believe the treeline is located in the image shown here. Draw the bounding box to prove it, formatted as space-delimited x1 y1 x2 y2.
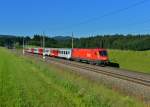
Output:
0 35 30 48
0 34 150 51
72 34 150 51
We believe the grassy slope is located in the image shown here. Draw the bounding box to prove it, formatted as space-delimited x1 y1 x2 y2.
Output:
108 50 150 74
0 48 145 107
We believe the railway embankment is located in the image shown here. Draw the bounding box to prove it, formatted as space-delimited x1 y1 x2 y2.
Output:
23 51 150 104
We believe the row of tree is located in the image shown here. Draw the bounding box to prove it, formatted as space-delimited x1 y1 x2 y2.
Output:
0 34 150 51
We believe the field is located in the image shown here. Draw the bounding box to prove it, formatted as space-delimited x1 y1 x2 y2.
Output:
0 48 146 107
109 50 150 74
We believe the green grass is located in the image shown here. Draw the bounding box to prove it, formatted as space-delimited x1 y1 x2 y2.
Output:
108 50 150 74
0 48 146 107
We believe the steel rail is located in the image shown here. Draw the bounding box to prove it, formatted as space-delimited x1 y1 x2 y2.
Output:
46 57 150 87
24 52 150 87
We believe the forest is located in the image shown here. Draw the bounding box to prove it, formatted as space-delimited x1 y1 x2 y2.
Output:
0 34 150 51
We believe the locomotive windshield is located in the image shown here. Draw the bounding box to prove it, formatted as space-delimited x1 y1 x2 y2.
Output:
99 51 107 56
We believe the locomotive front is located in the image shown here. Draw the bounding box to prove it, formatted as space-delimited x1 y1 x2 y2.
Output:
97 49 109 65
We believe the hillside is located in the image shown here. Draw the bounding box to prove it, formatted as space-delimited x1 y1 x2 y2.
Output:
109 50 150 74
52 36 72 41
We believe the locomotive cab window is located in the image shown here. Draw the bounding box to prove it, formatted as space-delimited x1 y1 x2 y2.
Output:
99 51 107 56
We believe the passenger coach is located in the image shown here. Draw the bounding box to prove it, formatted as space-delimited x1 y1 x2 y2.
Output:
25 47 109 66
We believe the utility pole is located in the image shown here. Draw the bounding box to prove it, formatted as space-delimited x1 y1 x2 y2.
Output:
41 36 42 47
72 32 74 49
43 32 45 60
23 36 25 55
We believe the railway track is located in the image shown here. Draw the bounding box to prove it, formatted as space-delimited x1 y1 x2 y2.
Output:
11 50 150 103
44 56 150 87
16 50 150 87
12 49 150 87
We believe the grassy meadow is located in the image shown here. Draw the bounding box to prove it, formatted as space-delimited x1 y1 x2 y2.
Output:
108 50 150 74
0 48 146 107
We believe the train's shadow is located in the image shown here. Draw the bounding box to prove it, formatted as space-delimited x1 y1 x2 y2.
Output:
108 62 120 68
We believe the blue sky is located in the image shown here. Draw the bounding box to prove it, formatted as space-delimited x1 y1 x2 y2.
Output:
0 0 150 37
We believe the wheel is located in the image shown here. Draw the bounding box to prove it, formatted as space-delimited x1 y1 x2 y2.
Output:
90 61 95 65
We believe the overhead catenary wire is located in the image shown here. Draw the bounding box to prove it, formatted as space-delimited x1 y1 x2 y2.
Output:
91 18 150 35
53 0 150 32
77 0 149 25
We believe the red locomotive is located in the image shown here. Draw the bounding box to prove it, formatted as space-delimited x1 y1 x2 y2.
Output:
72 48 109 65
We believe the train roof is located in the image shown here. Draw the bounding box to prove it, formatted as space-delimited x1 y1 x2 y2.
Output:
73 48 107 50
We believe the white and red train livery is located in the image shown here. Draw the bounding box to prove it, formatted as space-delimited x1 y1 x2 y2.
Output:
25 48 109 65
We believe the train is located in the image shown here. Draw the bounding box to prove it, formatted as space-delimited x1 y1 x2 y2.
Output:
25 48 109 66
